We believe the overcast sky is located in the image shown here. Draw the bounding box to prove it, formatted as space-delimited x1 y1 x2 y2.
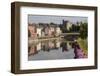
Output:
28 15 87 24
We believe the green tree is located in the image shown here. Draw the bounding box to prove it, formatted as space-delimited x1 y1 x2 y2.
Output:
79 23 88 39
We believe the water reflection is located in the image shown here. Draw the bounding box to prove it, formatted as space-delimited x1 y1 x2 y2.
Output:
28 38 86 60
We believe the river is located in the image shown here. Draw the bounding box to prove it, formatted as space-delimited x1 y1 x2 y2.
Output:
28 37 86 61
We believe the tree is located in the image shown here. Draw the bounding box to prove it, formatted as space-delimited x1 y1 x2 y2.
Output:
79 23 88 39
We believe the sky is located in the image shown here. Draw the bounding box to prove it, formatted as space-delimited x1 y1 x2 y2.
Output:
28 15 87 24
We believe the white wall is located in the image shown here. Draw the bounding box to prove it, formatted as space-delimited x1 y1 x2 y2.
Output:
0 0 100 76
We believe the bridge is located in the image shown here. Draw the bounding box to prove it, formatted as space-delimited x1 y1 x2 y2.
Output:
60 33 80 38
29 33 80 44
61 33 80 36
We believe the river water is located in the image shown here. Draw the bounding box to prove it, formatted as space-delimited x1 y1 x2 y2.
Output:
28 38 85 61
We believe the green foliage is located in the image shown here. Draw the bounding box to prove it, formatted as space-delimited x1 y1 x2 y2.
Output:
79 23 88 39
77 38 88 54
69 24 80 32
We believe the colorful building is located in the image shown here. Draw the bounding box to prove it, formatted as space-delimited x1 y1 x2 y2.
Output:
28 23 37 38
28 23 62 39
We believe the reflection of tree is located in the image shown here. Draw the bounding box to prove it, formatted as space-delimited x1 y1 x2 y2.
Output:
41 42 51 52
61 42 68 52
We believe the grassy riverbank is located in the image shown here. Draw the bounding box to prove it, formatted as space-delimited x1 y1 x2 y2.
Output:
77 38 88 54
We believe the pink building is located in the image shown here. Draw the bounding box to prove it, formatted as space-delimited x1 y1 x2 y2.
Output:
44 26 55 37
28 24 37 38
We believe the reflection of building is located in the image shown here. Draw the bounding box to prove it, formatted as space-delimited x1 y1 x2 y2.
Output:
56 41 61 48
28 46 37 56
28 43 41 56
48 41 55 48
28 38 76 56
37 43 41 51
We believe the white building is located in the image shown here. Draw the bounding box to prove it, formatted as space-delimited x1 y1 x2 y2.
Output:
37 28 42 37
66 22 72 31
56 27 62 36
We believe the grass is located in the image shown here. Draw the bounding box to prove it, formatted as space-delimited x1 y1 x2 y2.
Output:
77 38 88 54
